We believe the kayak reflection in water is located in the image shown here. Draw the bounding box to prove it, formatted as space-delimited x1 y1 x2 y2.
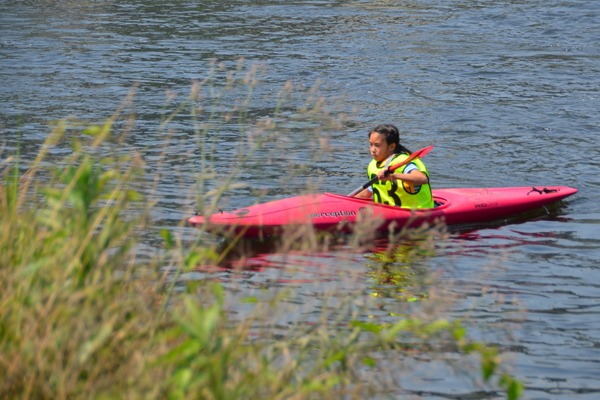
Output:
365 240 432 303
355 124 434 209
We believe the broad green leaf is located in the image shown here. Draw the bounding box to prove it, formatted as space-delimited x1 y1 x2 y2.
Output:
241 296 258 303
82 125 102 136
350 321 383 334
161 229 174 249
212 282 224 305
362 357 376 367
323 351 345 368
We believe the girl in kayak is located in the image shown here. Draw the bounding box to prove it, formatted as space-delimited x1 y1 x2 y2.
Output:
355 124 434 209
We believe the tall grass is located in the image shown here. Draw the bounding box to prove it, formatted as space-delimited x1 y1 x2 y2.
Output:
0 61 522 400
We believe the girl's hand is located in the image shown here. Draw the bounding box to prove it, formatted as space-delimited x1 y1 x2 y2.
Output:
377 169 391 182
379 169 428 185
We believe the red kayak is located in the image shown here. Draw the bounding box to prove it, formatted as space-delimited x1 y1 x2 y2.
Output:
188 186 577 238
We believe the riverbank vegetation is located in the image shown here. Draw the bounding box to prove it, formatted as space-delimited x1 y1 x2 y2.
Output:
0 62 522 399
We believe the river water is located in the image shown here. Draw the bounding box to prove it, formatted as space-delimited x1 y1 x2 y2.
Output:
2 0 600 398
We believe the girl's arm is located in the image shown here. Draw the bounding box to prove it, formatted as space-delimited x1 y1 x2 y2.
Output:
355 188 373 198
378 168 429 185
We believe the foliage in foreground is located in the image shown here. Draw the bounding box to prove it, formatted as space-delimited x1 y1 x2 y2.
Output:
0 68 522 400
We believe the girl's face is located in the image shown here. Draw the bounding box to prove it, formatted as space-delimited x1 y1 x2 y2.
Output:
369 132 396 162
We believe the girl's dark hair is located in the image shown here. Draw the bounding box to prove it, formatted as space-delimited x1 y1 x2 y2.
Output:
369 124 412 155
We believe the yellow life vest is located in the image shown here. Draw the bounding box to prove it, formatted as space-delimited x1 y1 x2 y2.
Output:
367 153 434 209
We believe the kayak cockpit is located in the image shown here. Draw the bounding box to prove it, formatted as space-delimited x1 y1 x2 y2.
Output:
324 193 451 212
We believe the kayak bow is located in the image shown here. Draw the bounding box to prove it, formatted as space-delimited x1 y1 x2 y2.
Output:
189 186 577 238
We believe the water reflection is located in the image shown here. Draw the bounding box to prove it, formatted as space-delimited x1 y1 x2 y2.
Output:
364 239 431 302
197 228 438 307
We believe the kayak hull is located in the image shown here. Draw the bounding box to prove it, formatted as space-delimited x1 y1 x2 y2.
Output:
189 186 577 238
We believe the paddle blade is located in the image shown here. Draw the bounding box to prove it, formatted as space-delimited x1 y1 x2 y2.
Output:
388 145 434 173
